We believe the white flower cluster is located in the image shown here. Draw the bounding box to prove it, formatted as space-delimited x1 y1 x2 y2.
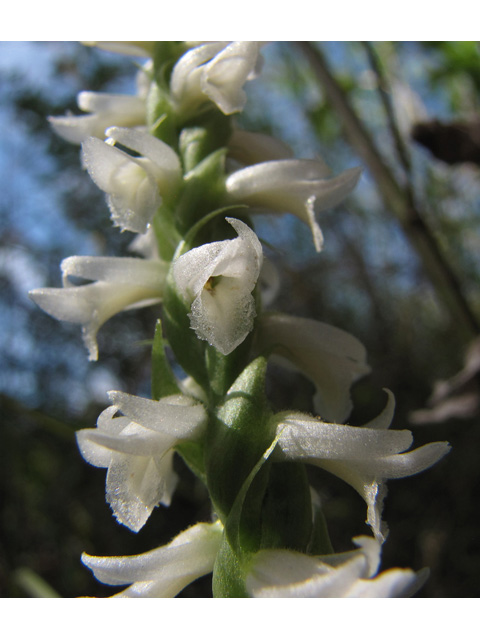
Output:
30 41 450 598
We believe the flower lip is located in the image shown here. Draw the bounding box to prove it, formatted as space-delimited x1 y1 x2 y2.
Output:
225 159 361 251
172 217 263 355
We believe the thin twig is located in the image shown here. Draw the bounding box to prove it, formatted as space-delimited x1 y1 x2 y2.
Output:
296 41 480 341
361 41 413 181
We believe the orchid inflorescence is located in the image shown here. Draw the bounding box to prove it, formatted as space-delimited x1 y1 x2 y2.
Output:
30 41 450 598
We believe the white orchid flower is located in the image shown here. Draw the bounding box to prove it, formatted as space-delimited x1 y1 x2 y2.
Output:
225 159 361 251
256 314 371 423
29 255 167 361
82 520 223 597
246 535 427 598
172 218 263 355
171 41 263 116
273 391 450 541
77 391 207 532
48 65 151 144
82 126 181 234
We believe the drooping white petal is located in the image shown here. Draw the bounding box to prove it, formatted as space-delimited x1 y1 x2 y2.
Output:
48 94 147 144
48 64 151 144
246 535 426 598
170 41 262 116
202 41 263 115
256 314 370 423
29 281 160 361
81 129 181 233
105 449 177 531
29 257 166 360
82 520 223 597
106 390 207 435
105 127 181 189
226 159 361 251
76 392 207 531
172 218 263 355
274 398 450 541
170 42 227 113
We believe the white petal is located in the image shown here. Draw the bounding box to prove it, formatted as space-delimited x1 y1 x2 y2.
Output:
346 567 425 597
104 127 181 188
202 41 262 114
190 278 257 355
105 449 177 531
246 536 424 598
256 314 370 423
363 389 396 430
276 417 413 461
29 280 162 361
61 255 168 288
107 391 207 436
170 43 227 104
274 408 450 542
77 426 173 458
77 92 143 114
49 94 146 144
76 392 206 531
247 550 367 598
82 521 223 597
172 218 263 355
346 441 451 478
226 160 361 251
81 137 161 234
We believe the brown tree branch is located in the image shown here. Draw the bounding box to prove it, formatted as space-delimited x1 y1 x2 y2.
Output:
296 41 480 341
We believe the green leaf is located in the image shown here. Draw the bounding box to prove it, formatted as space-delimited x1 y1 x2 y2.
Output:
151 319 181 401
175 148 228 234
152 42 187 91
257 461 312 553
146 83 177 149
212 535 249 598
162 269 209 389
179 114 232 173
204 330 253 404
205 357 274 521
152 203 182 262
175 440 206 485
